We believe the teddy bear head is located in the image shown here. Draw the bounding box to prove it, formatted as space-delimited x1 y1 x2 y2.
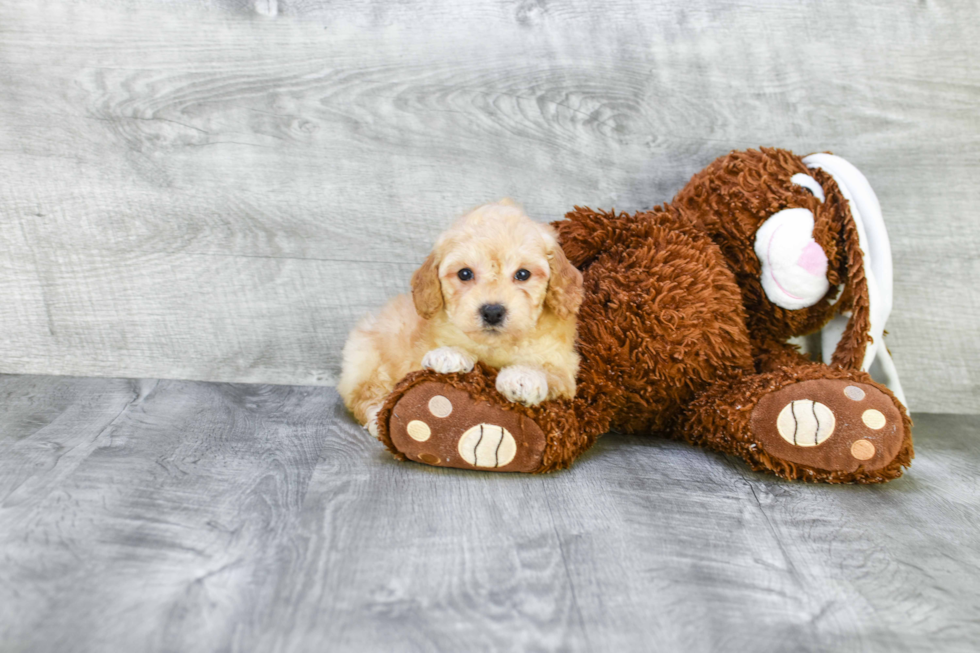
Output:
672 147 894 379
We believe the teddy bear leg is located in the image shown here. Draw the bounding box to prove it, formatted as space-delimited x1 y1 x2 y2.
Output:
675 365 913 483
375 365 595 473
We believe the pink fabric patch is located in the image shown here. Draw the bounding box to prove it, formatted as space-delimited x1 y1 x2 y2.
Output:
796 240 828 276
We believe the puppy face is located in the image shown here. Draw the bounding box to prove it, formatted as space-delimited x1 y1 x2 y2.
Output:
412 200 582 343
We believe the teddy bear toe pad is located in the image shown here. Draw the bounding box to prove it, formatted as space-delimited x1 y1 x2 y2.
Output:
388 381 545 472
751 379 903 473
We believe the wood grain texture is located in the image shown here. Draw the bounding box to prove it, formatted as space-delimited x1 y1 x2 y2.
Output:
0 373 978 652
0 0 978 412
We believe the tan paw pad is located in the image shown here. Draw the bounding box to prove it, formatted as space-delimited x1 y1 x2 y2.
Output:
457 424 516 468
428 395 453 418
776 399 836 446
406 420 431 442
851 439 876 460
862 409 886 430
844 385 866 401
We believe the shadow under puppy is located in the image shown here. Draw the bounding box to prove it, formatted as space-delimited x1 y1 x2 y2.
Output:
339 199 584 437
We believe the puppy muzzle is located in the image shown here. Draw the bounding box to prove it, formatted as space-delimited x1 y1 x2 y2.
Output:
479 303 507 328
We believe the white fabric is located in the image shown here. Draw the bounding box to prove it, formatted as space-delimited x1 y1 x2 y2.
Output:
753 208 830 310
803 153 904 407
870 346 908 407
790 173 826 203
820 312 850 365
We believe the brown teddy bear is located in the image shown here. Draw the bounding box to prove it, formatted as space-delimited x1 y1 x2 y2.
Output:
375 148 914 484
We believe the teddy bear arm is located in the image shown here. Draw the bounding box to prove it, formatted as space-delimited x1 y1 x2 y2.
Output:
552 206 634 269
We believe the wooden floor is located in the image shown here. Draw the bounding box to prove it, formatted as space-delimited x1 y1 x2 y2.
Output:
1 375 978 652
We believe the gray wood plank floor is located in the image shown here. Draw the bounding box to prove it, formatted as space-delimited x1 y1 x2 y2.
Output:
1 374 978 653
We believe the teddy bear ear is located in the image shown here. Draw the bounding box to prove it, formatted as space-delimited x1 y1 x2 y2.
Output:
804 153 906 407
411 252 444 319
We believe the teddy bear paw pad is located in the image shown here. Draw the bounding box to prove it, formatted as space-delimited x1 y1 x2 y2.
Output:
388 382 545 472
750 379 904 473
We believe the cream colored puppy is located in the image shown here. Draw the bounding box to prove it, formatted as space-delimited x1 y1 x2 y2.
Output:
339 199 584 437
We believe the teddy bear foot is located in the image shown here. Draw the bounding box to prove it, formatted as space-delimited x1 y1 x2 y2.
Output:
750 378 909 478
386 381 548 472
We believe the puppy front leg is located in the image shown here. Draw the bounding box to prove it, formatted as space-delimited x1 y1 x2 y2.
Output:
364 404 382 439
422 346 477 374
542 364 577 401
496 365 549 406
496 364 577 405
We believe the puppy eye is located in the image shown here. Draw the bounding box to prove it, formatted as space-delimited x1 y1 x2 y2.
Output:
457 268 474 281
514 269 531 281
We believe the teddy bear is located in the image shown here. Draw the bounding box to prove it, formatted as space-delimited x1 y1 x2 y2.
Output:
374 148 914 484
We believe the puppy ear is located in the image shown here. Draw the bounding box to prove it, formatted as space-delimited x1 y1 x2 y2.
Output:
411 252 443 319
543 231 584 320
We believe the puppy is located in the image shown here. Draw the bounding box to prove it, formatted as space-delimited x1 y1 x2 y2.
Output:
338 199 584 437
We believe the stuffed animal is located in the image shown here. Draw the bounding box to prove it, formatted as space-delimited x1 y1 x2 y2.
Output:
375 148 913 483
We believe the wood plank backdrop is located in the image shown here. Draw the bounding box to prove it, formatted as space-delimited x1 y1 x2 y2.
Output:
0 0 977 413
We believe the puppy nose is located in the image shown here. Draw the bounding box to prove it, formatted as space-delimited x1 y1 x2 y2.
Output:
480 303 507 326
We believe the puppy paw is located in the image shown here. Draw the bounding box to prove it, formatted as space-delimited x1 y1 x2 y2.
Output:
496 366 549 406
365 405 381 439
422 347 476 374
